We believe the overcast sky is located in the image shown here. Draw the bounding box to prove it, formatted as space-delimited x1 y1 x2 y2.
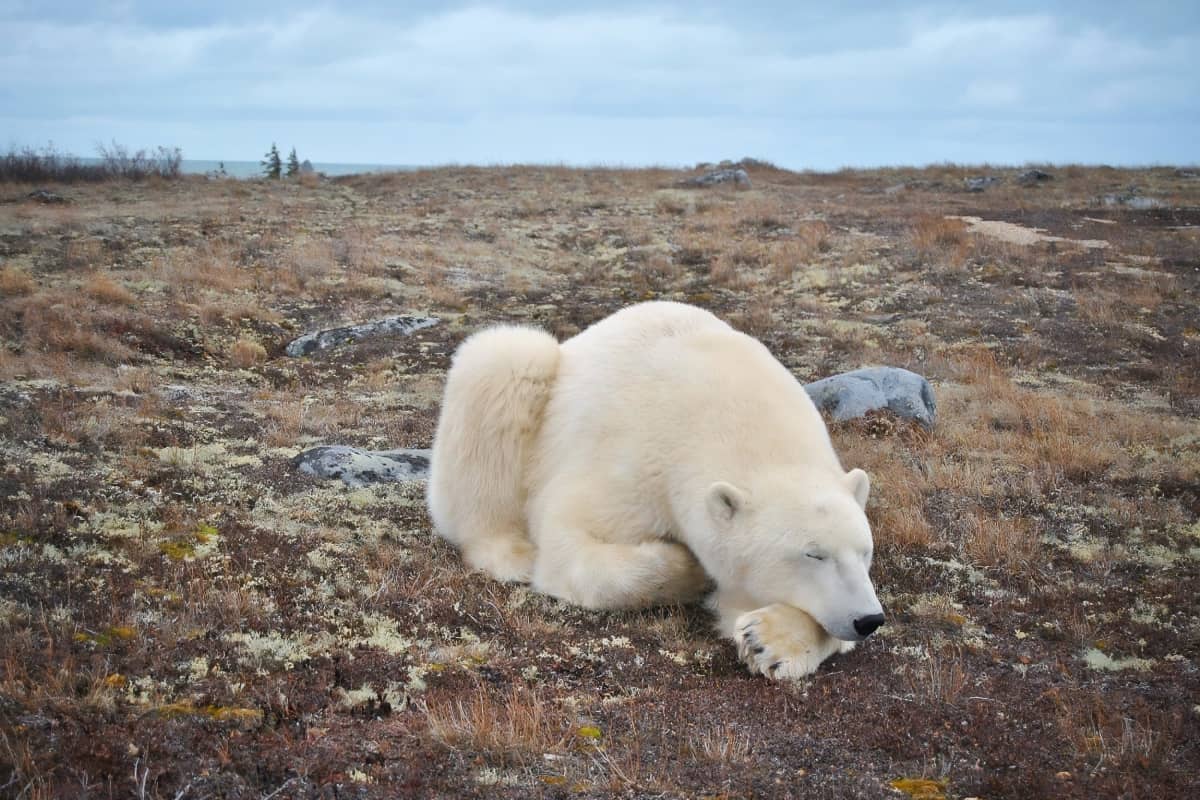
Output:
3 1 1197 168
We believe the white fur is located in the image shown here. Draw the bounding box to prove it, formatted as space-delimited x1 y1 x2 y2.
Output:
427 302 883 679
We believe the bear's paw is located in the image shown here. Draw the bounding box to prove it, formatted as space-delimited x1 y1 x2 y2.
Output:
735 605 845 680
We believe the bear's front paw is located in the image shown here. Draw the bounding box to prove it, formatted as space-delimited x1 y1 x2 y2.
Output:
734 605 840 681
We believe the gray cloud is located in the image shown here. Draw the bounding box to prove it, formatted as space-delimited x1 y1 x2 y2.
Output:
2 3 1196 166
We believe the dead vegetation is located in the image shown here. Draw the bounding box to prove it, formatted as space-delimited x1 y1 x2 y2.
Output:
1 163 1198 798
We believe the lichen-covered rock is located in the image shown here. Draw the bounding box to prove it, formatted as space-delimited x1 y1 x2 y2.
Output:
804 367 936 429
1017 169 1053 186
680 168 751 188
292 446 430 486
28 188 67 204
1101 191 1165 210
285 315 438 357
964 175 1002 192
294 367 936 487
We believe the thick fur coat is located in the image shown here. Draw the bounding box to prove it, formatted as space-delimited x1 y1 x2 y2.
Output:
428 301 884 678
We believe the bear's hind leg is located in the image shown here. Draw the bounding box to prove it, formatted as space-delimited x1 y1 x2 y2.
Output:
531 528 708 610
459 529 536 583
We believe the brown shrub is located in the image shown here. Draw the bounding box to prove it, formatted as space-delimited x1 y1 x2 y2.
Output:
0 265 37 296
19 292 136 363
157 242 253 295
830 423 934 550
735 197 788 231
198 298 283 327
962 512 1038 571
83 272 135 305
228 336 267 368
273 238 335 294
910 215 971 268
768 222 832 282
63 238 104 270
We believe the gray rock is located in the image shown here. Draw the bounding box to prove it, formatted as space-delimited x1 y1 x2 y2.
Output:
680 168 751 188
964 176 1002 192
294 366 937 486
299 159 315 174
804 367 936 429
1017 169 1053 185
1101 192 1165 210
292 446 430 486
1174 168 1198 179
160 384 197 404
28 189 67 204
285 315 438 357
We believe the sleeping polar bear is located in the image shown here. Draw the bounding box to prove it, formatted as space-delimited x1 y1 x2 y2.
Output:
427 301 884 679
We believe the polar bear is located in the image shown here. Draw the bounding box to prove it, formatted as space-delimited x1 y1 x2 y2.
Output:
427 301 884 679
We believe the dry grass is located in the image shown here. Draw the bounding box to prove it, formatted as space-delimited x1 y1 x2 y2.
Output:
228 336 267 368
423 684 570 767
198 297 283 327
83 271 135 305
17 290 137 363
158 242 254 295
831 424 934 550
906 644 969 704
962 512 1038 571
63 238 104 270
276 238 336 294
910 214 971 268
1050 691 1175 775
0 265 37 296
686 724 754 763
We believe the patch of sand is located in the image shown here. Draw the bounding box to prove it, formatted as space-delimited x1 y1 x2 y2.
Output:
949 215 1109 249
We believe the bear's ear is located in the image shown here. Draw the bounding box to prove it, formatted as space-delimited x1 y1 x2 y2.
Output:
706 482 746 525
846 468 871 509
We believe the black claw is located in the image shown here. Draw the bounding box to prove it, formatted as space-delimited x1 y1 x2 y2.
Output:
752 645 765 655
769 661 782 673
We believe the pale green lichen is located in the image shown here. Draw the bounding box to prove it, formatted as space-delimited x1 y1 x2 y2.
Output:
226 630 333 670
347 769 373 785
1082 648 1154 672
357 613 414 655
186 656 211 682
338 684 380 708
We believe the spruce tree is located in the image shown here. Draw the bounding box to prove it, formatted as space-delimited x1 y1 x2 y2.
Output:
286 147 300 178
261 143 282 179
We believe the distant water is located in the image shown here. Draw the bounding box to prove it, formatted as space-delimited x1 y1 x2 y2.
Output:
74 156 414 179
183 159 415 178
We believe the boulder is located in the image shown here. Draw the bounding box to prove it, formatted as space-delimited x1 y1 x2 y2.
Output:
293 366 937 486
680 168 751 188
803 367 937 429
964 176 1002 192
299 159 315 175
292 446 430 486
285 315 438 357
1017 169 1053 186
28 189 67 204
1101 192 1165 210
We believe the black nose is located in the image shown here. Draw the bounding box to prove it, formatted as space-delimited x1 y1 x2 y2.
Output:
853 614 885 637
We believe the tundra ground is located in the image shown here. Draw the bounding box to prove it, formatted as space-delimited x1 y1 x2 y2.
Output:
1 164 1198 798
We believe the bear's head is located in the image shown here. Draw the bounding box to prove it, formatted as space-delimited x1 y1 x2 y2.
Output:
705 467 884 641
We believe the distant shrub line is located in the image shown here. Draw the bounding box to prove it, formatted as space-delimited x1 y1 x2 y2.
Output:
0 142 183 183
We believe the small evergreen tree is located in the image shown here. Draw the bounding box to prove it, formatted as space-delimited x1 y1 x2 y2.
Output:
261 143 282 179
286 147 300 178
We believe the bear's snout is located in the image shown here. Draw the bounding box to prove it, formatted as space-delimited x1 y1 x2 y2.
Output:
853 613 885 638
